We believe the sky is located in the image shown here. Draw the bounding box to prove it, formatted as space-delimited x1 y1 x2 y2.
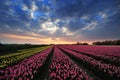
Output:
0 0 120 44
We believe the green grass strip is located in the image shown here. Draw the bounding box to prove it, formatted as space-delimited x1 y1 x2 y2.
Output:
0 46 50 68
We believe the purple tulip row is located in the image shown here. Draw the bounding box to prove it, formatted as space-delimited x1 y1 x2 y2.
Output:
60 45 120 64
0 47 53 80
65 45 120 56
59 46 120 79
49 47 93 80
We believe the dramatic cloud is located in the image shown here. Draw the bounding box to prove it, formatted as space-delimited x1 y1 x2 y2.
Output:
0 0 120 44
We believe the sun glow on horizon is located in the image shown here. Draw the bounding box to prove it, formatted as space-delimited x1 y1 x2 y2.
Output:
0 33 76 44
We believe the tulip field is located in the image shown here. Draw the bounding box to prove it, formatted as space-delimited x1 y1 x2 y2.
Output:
0 45 120 80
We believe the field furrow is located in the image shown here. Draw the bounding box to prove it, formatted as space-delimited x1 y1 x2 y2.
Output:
48 46 93 80
0 45 120 80
0 47 53 80
58 46 120 80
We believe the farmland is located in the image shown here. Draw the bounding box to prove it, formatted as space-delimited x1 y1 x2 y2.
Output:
0 45 120 80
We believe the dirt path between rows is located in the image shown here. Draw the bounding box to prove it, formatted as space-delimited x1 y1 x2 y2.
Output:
58 46 101 80
32 47 54 80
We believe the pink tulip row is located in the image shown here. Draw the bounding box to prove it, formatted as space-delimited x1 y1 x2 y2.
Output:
59 45 120 64
0 47 53 80
49 47 93 80
58 46 120 79
63 45 120 56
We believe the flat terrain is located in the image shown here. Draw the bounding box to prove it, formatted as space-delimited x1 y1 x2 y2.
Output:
0 45 120 80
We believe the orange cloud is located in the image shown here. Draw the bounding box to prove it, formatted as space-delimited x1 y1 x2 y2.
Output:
0 33 74 44
0 33 37 39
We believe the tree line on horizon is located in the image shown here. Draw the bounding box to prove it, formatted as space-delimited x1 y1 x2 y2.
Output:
0 43 49 55
0 40 120 47
92 40 120 45
76 42 88 45
75 40 120 45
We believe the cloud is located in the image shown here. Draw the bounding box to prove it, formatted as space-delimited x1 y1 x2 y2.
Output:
81 21 98 31
31 2 38 11
54 0 86 18
0 33 74 44
22 4 28 10
61 27 74 36
0 0 120 44
41 21 59 34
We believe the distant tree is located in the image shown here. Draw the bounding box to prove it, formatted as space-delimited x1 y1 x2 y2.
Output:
77 42 80 45
93 41 102 45
0 43 3 47
114 40 120 45
82 43 88 45
50 44 54 45
76 42 88 45
92 40 120 45
0 43 3 53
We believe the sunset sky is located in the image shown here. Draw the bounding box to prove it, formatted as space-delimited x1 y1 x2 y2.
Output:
0 0 120 44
